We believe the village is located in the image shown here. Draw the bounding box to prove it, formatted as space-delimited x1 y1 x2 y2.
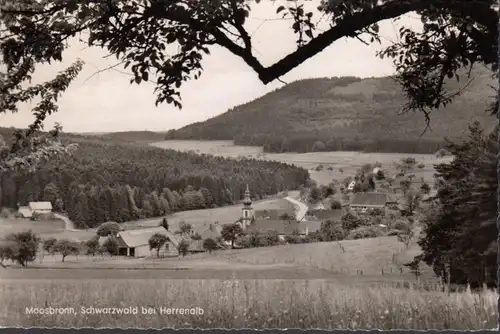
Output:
4 160 429 264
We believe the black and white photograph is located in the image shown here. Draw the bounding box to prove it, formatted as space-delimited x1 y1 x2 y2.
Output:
0 0 498 330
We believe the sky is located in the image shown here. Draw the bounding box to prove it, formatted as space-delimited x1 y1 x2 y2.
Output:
0 1 422 133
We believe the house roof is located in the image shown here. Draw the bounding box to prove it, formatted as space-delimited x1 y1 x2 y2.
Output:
28 201 52 211
117 227 182 248
199 224 221 240
247 219 307 235
18 206 33 218
306 209 345 222
254 209 294 220
350 192 389 207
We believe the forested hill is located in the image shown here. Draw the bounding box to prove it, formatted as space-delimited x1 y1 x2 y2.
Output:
0 128 309 229
165 68 496 154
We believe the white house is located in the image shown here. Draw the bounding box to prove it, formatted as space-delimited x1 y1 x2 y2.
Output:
116 227 182 257
18 201 53 218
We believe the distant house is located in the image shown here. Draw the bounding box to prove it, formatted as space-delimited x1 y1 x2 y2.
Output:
301 220 323 234
306 208 345 221
347 181 356 191
29 201 53 214
247 219 308 241
18 201 53 218
349 192 392 215
254 209 295 220
116 227 182 257
18 206 33 218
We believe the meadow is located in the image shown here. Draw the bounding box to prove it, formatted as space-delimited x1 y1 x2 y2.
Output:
151 140 453 185
0 279 496 329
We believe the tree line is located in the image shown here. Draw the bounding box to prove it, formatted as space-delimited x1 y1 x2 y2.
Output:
417 122 497 289
0 130 309 228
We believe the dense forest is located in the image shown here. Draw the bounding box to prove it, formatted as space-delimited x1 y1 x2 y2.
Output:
165 71 496 154
0 128 309 229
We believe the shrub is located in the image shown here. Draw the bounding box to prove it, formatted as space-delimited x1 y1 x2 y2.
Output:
346 226 384 240
375 170 385 180
320 220 346 241
177 240 190 256
202 238 218 253
330 200 342 210
341 212 365 231
0 208 11 218
12 212 24 219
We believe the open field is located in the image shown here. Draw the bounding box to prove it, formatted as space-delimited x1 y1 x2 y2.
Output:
0 278 495 329
1 225 430 282
151 140 453 185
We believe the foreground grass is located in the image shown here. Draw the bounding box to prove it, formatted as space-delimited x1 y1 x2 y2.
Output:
0 279 495 329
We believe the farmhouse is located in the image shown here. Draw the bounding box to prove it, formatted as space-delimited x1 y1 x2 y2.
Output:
246 219 308 241
116 227 182 257
305 208 345 222
349 192 392 215
18 201 53 218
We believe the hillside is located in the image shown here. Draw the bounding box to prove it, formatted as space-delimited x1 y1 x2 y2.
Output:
0 128 309 228
165 67 496 154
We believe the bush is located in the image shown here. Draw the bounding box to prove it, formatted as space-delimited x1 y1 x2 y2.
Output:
330 200 342 210
346 226 384 240
341 212 366 231
0 208 11 218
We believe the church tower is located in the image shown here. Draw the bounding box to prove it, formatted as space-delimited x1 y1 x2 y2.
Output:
240 184 254 229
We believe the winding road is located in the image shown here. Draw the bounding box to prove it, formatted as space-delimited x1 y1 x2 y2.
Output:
53 213 78 232
284 196 309 222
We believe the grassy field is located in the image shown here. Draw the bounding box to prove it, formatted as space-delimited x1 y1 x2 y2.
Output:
0 278 495 329
151 140 453 185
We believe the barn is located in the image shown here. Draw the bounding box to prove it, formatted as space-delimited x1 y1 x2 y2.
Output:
18 201 53 218
116 227 182 258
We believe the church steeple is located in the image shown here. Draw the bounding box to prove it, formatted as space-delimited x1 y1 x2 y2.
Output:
240 184 253 229
243 184 252 206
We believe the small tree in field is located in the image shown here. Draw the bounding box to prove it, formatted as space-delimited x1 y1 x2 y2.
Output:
85 236 100 257
5 230 40 267
178 221 192 235
42 237 57 257
148 233 168 258
203 238 218 254
177 239 190 257
397 220 415 249
97 222 121 237
220 223 244 249
103 237 119 256
52 239 80 262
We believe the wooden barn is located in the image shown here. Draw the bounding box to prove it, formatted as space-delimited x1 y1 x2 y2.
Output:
116 227 182 258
